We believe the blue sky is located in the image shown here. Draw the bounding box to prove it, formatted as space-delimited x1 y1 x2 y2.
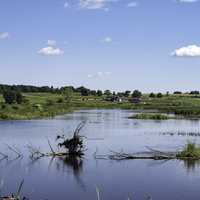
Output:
0 0 200 92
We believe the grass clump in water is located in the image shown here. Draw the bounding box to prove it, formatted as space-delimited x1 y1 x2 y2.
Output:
177 143 200 159
129 113 172 120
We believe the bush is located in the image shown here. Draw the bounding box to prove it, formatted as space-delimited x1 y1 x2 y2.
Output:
16 92 23 104
157 93 163 98
132 90 142 98
1 104 6 109
149 93 156 98
3 90 24 104
177 143 200 158
46 99 54 106
57 98 64 103
12 105 19 110
129 113 171 120
3 90 16 104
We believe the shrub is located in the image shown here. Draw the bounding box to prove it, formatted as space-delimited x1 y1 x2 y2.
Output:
129 113 171 120
57 98 64 103
3 90 24 104
3 90 16 104
157 93 163 98
1 104 6 109
46 99 54 106
132 90 142 98
12 105 19 110
149 93 156 98
177 143 200 158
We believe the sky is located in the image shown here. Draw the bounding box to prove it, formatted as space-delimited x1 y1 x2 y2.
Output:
0 0 200 92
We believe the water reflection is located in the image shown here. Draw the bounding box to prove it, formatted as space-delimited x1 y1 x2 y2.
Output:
182 159 200 172
1 110 200 199
57 155 83 174
54 155 86 190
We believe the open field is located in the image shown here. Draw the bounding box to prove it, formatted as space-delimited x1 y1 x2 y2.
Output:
1 92 200 120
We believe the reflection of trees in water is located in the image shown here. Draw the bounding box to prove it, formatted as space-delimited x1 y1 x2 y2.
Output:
59 156 83 175
54 155 86 190
183 159 200 172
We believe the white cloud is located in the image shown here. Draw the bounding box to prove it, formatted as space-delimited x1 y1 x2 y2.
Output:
79 0 118 10
127 1 138 7
38 46 64 56
172 45 200 57
0 32 9 39
88 72 111 78
47 40 57 46
64 2 69 8
102 37 112 43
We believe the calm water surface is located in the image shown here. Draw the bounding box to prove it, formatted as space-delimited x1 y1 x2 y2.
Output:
0 109 200 200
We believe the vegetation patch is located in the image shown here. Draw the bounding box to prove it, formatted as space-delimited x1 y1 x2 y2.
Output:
129 113 173 120
177 143 200 159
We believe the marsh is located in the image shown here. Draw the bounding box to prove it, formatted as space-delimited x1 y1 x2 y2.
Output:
1 109 200 200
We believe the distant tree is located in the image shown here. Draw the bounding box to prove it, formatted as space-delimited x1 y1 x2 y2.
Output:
117 92 124 97
16 92 24 104
124 91 131 97
90 90 97 96
3 90 16 104
76 86 90 96
174 91 182 95
63 88 73 103
166 91 169 96
190 91 200 95
132 90 142 98
149 93 156 98
104 90 112 96
157 93 163 98
97 90 103 96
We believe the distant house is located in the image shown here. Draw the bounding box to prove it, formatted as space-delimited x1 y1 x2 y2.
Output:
105 95 123 103
129 97 141 104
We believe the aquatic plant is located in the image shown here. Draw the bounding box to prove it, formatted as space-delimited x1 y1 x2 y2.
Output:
56 121 86 156
129 113 172 120
177 143 200 159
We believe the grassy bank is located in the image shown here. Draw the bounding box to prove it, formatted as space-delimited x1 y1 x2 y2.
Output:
1 92 200 120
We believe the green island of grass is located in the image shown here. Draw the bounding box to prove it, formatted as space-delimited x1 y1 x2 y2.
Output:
129 113 173 120
177 143 200 159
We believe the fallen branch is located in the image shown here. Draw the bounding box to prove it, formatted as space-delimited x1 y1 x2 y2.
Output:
94 147 177 161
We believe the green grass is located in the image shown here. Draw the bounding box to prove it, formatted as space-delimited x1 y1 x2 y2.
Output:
129 113 172 120
177 143 200 159
1 92 200 120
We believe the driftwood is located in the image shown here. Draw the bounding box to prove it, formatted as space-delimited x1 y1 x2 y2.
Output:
94 147 177 161
0 180 28 200
0 144 23 163
27 122 86 161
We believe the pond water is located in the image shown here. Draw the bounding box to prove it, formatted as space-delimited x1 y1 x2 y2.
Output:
1 109 200 200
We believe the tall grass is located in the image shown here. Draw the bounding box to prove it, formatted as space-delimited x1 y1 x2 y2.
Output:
177 143 200 158
129 113 172 120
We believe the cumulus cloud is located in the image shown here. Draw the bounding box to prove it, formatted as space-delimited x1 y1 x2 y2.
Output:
102 37 112 43
127 1 138 7
0 32 9 39
47 40 57 46
172 45 200 57
65 0 139 10
38 46 64 56
88 72 111 78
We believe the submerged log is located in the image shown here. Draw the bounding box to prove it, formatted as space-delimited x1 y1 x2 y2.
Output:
94 148 177 161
